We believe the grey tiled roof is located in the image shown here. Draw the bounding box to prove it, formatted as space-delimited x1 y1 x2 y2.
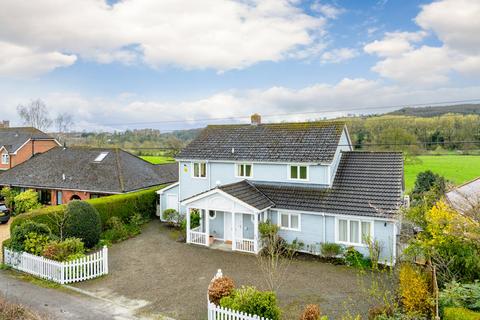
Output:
0 127 55 152
219 180 274 210
183 151 403 218
0 147 178 193
254 151 404 217
176 121 346 163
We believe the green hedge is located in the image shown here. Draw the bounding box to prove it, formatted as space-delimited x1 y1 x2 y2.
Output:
444 307 480 320
10 186 165 235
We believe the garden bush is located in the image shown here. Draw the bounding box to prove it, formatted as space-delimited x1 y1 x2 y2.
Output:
0 187 18 210
443 307 480 320
64 201 102 248
162 209 180 225
344 247 369 268
11 187 162 235
13 190 41 215
440 281 480 312
101 216 129 243
398 264 434 317
23 232 51 255
42 238 85 262
220 286 281 320
299 304 327 320
9 221 52 252
320 243 344 258
208 276 235 305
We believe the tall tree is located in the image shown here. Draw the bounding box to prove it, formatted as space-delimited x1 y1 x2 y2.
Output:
17 99 52 131
54 112 74 142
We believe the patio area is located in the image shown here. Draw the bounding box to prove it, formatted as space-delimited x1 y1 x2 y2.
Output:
73 220 382 320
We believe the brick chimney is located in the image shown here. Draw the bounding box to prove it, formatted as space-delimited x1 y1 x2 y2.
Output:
0 120 9 128
251 113 261 125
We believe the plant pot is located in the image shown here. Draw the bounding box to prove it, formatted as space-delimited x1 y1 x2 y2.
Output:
209 235 215 245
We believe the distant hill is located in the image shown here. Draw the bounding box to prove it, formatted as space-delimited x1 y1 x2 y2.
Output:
389 104 480 117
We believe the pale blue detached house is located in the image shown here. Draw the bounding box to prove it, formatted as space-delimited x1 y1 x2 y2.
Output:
158 114 404 264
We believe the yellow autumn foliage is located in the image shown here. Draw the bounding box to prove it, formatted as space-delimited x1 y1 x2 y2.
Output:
398 263 434 317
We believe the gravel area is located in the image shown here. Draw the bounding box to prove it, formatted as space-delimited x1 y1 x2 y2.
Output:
74 220 378 320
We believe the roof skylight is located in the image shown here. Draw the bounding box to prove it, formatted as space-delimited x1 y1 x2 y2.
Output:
94 152 109 162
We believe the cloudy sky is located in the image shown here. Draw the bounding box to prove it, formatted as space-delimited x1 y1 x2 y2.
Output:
1 0 480 131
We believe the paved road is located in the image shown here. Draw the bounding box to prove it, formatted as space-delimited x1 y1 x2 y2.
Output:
0 219 11 261
0 271 142 320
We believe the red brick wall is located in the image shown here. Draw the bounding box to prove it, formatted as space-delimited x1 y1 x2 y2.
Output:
51 189 91 205
0 139 58 170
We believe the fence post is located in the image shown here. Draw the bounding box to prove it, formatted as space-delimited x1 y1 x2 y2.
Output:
103 246 108 275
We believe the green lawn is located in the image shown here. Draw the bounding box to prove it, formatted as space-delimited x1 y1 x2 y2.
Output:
404 155 480 192
140 155 175 164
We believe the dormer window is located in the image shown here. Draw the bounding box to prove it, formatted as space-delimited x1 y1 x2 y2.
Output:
1 153 9 165
192 162 207 178
289 165 308 181
235 163 253 178
94 152 109 162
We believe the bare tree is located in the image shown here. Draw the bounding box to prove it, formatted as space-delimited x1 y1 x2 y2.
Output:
256 222 299 292
55 112 74 142
55 112 74 134
17 99 52 131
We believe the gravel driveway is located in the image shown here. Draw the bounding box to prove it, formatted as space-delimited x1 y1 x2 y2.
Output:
74 220 379 320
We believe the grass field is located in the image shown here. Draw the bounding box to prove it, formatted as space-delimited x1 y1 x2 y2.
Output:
404 155 480 192
140 155 175 164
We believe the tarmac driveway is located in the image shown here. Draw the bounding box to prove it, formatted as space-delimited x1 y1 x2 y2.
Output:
74 220 380 320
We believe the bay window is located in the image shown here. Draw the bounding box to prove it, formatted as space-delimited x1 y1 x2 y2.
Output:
337 218 372 245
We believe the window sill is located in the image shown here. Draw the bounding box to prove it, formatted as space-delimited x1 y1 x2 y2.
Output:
191 176 207 179
337 241 368 247
280 227 301 232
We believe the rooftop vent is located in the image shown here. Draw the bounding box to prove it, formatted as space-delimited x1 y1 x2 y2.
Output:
251 113 261 125
94 152 109 162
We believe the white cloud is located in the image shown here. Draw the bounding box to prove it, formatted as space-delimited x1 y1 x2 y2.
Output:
4 78 480 131
311 2 344 19
364 0 480 86
321 48 358 63
0 0 326 76
0 41 76 78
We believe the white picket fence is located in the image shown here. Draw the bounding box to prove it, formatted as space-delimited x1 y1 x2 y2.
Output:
3 246 108 284
208 302 270 320
207 269 270 320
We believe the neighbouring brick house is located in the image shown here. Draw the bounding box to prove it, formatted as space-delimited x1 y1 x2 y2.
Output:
0 126 60 171
0 146 178 205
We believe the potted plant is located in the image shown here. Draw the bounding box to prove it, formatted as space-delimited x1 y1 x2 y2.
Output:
209 235 215 245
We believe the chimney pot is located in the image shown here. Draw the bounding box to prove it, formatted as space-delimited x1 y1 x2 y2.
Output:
251 113 261 125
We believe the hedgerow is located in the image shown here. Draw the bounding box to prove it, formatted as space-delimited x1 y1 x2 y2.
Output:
10 186 165 236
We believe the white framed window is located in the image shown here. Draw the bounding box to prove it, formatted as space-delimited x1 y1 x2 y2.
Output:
288 165 308 181
278 212 301 231
336 218 373 245
235 163 253 178
1 153 9 165
192 162 207 178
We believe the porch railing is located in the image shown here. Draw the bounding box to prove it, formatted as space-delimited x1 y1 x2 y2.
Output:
234 238 255 253
190 226 208 246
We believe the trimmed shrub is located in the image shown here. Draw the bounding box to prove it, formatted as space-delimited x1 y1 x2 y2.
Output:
299 304 321 320
398 264 434 317
220 286 281 320
9 221 52 252
42 238 85 262
443 307 480 320
13 190 41 215
10 186 163 235
208 276 235 305
101 216 129 243
64 201 102 248
320 243 344 258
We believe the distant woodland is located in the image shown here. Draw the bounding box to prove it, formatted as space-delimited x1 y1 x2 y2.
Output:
67 104 480 155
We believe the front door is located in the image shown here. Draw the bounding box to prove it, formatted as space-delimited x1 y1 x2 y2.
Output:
235 213 243 239
224 212 233 243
